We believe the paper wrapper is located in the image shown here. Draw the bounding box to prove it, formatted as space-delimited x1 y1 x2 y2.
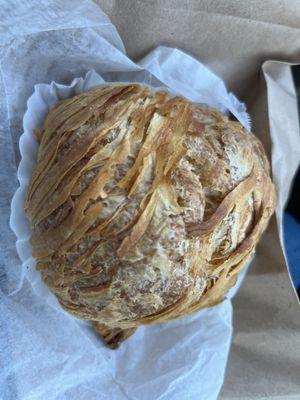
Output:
1 1 300 400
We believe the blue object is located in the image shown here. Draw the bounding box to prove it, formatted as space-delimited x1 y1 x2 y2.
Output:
284 163 300 298
283 212 300 295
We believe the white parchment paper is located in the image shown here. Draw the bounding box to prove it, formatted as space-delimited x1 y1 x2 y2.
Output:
0 1 284 400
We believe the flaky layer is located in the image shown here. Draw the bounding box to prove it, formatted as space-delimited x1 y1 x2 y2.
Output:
25 84 276 347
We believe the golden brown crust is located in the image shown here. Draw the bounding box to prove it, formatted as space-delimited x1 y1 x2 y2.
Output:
25 84 276 346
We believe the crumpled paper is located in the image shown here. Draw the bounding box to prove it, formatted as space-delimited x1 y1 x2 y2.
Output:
0 1 286 400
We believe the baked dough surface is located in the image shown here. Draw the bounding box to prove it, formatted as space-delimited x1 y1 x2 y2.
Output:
25 84 275 348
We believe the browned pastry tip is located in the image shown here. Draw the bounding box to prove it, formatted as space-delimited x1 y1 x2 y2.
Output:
93 322 137 349
25 83 276 348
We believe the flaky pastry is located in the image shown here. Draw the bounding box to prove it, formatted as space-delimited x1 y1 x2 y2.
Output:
25 84 276 348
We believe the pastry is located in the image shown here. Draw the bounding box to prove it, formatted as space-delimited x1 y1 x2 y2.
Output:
25 83 276 348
